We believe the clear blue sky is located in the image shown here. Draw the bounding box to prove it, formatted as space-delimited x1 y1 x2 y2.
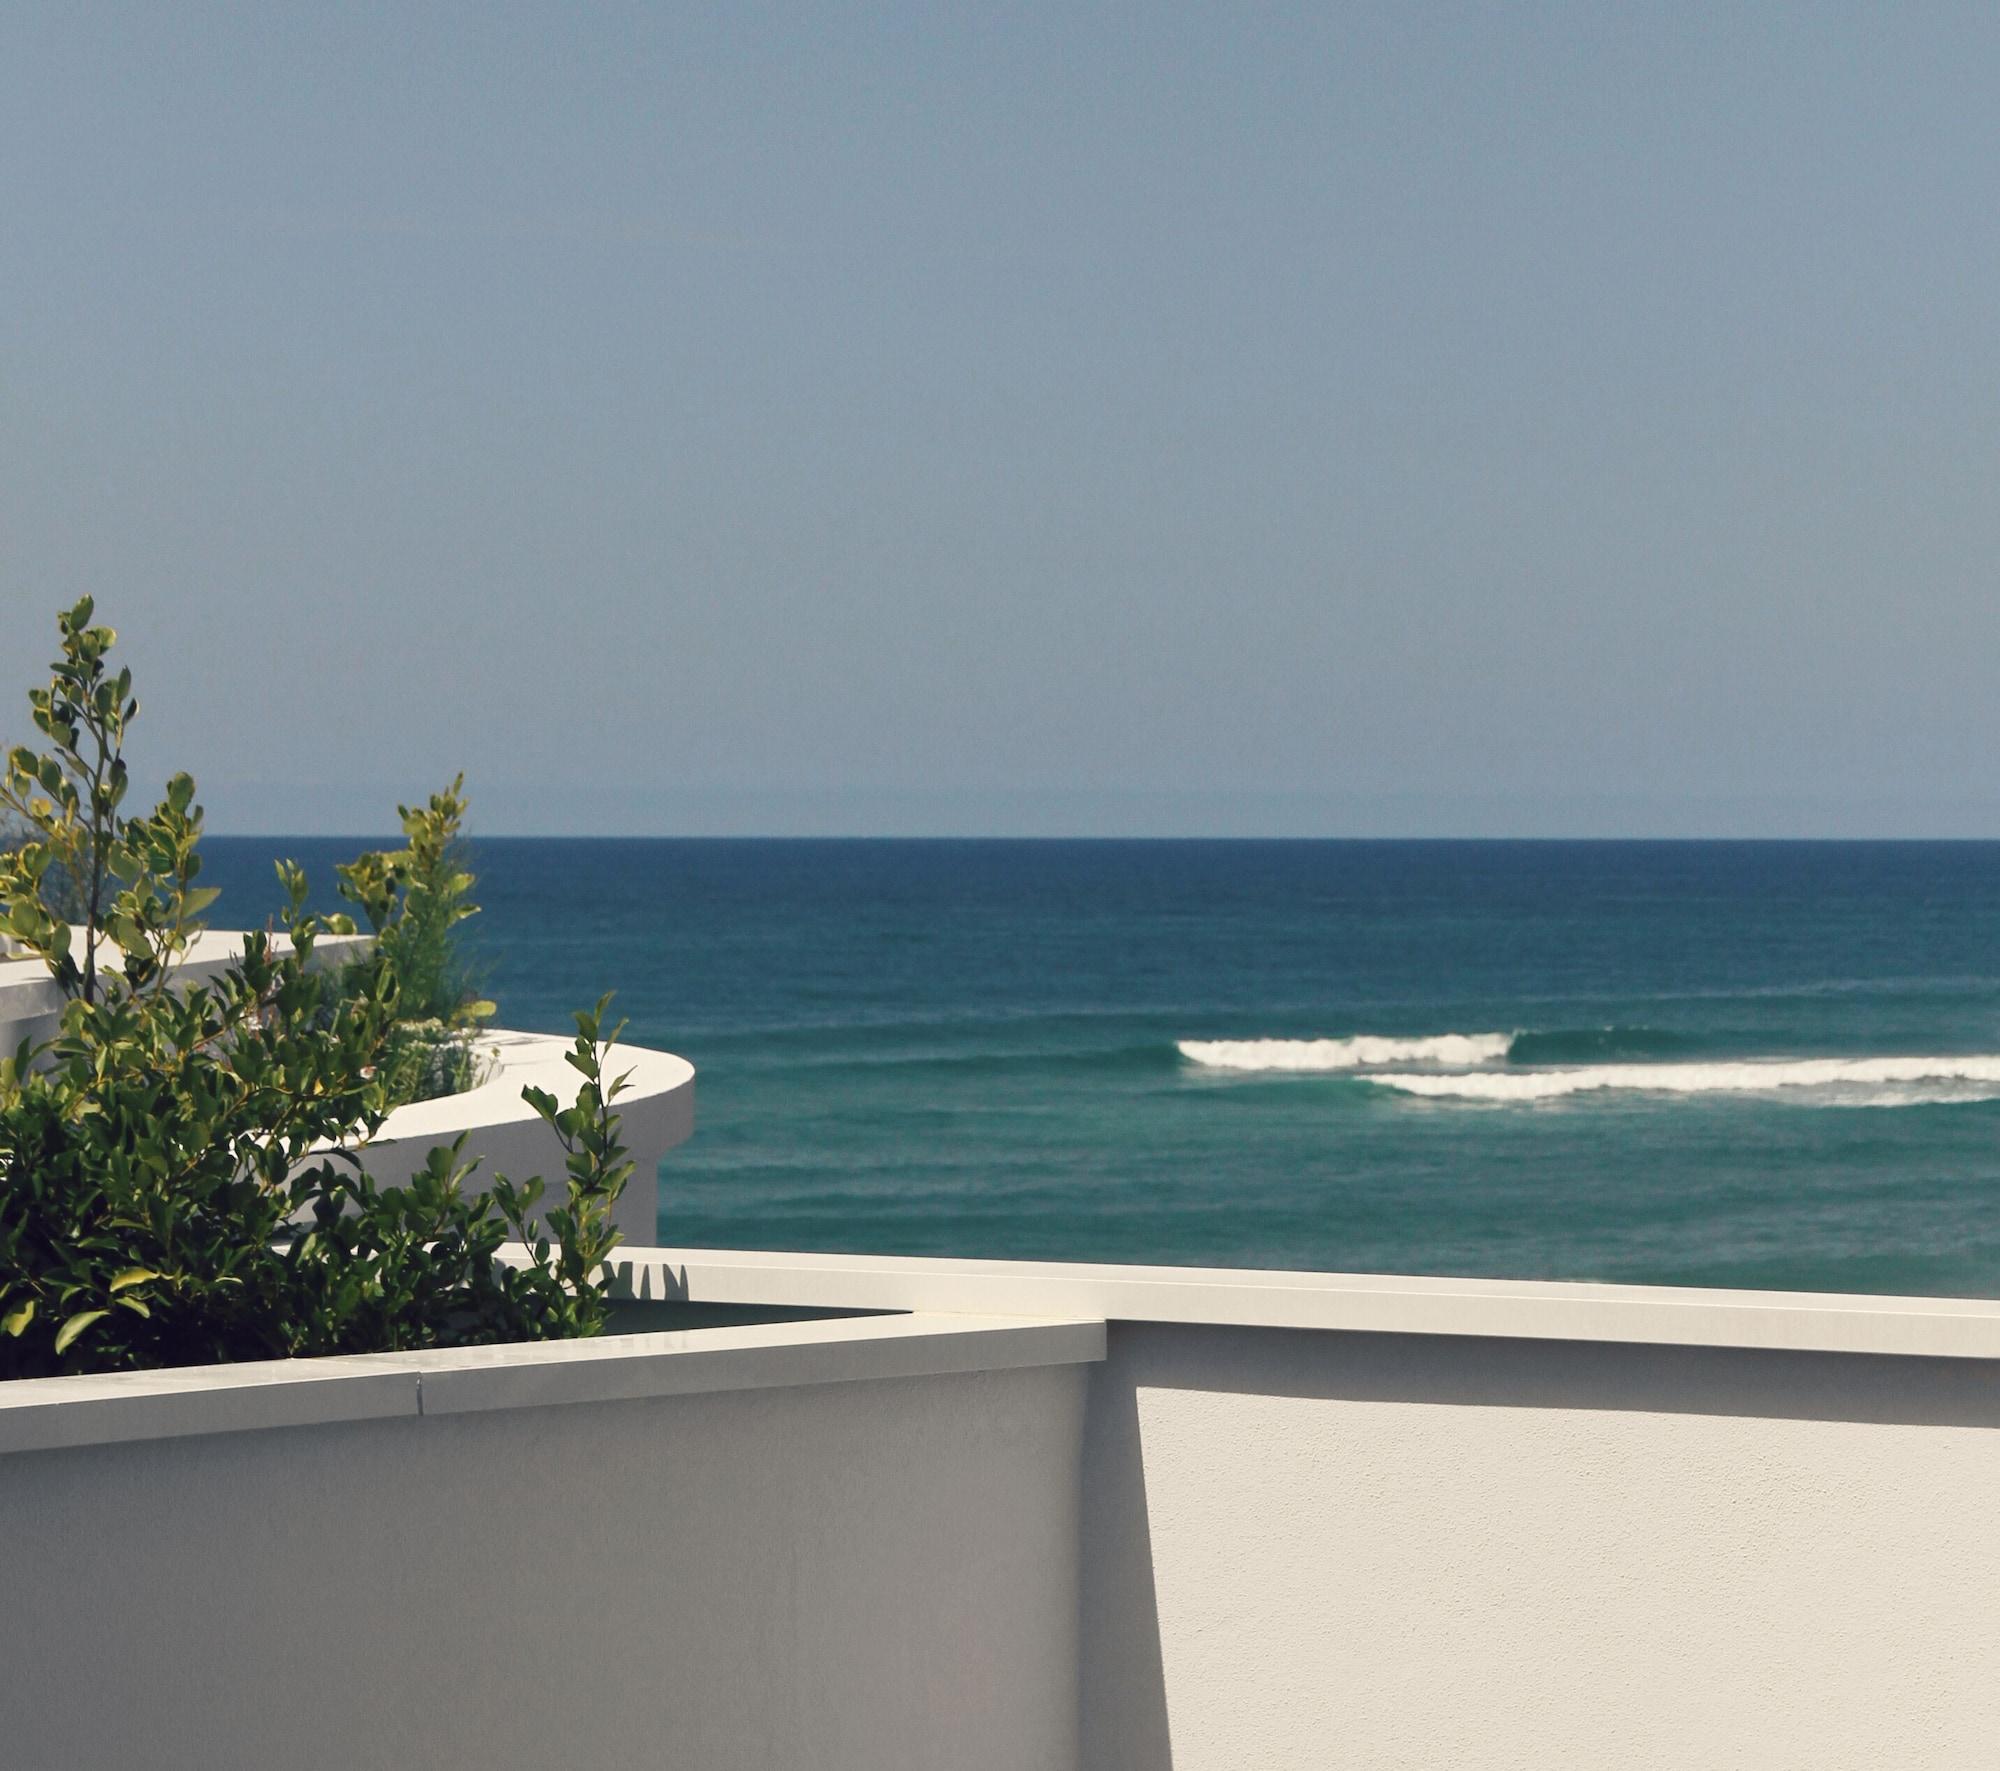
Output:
4 4 1997 835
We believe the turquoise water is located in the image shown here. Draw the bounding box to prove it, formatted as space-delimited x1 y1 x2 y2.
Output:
204 839 2000 1296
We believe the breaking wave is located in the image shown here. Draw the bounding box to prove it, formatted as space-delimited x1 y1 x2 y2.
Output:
1362 1055 2000 1104
1178 1034 1513 1071
1177 1031 2000 1108
1177 1028 1690 1071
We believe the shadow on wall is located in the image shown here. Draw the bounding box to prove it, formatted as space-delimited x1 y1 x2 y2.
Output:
1079 1359 1174 1771
1102 1321 2000 1434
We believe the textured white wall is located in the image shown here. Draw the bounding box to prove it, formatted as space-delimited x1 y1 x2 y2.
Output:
14 1244 2000 1771
1080 1323 2000 1771
1 1362 1088 1771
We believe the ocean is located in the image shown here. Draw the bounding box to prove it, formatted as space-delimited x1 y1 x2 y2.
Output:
202 837 2000 1297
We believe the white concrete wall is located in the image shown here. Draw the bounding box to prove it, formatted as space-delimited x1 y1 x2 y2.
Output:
359 1029 694 1243
12 1244 2000 1768
0 1334 1091 1771
1087 1324 2000 1770
630 1251 2000 1771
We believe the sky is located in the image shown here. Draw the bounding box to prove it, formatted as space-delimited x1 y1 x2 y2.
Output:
3 4 1998 837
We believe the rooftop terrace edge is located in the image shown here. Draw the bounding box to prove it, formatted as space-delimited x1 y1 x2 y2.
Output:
614 1246 2000 1362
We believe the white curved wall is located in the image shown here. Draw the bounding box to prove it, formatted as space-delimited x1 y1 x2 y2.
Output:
360 1028 694 1243
1 928 695 1242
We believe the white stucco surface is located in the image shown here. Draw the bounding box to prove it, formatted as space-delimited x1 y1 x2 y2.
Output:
354 1028 694 1242
1079 1322 2000 1770
615 1245 2000 1358
11 1246 2000 1767
0 1326 1094 1771
638 1250 2000 1769
0 1311 1103 1455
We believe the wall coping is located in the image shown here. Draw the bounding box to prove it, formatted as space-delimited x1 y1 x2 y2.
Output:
0 927 367 1015
613 1247 2000 1362
0 1312 1106 1458
358 1028 695 1148
15 1242 2000 1458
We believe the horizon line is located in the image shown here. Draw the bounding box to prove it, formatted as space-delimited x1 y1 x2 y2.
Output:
199 829 2000 845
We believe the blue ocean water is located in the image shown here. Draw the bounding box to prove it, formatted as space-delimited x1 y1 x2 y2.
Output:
202 839 2000 1296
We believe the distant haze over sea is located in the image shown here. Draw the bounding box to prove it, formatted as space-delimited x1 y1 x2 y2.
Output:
204 784 2000 841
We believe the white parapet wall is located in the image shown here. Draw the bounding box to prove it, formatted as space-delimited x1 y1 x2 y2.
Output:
623 1249 2000 1771
0 1312 1102 1771
10 1229 2000 1767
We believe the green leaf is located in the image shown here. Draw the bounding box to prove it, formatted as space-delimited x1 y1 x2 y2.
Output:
108 1267 159 1292
2 1301 35 1337
54 1309 108 1355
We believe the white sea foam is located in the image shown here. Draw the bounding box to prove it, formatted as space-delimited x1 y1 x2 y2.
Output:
1817 1086 2000 1110
1178 1034 1514 1072
1362 1055 2000 1103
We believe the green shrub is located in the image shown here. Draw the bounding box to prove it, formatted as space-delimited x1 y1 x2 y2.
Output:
0 598 632 1378
379 1016 487 1105
331 777 495 1105
339 773 495 1028
0 812 85 930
